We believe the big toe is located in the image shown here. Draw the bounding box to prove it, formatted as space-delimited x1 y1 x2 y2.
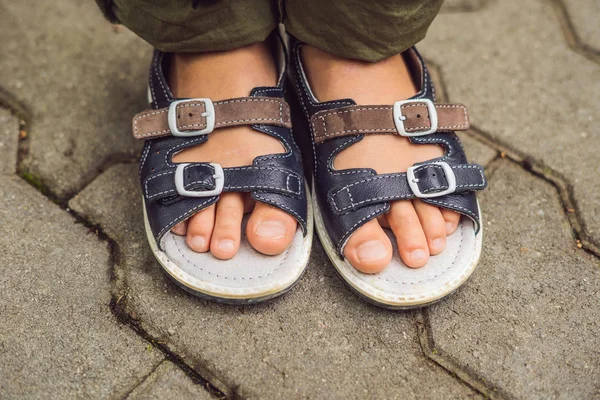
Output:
246 201 297 255
343 219 393 274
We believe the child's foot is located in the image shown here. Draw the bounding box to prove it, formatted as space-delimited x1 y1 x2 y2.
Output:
168 43 297 259
301 46 461 272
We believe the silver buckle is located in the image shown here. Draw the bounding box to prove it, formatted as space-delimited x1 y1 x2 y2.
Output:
393 98 438 137
168 98 215 137
406 162 456 199
174 163 224 198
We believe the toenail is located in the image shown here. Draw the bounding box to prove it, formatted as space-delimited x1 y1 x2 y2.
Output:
446 222 455 234
255 220 287 239
218 239 235 252
432 238 445 251
410 249 427 262
357 240 388 262
190 236 206 249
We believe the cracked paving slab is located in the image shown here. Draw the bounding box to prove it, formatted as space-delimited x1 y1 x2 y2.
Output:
0 0 149 198
0 176 163 398
420 0 600 245
0 109 19 175
70 163 479 399
127 361 215 400
429 161 600 399
563 0 600 51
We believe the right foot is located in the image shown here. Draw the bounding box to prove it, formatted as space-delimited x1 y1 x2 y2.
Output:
168 43 298 259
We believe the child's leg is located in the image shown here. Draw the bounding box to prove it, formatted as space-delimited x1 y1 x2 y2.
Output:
285 0 459 272
96 0 298 259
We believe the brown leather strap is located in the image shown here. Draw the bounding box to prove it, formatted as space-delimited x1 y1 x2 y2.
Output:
310 103 469 143
132 97 292 139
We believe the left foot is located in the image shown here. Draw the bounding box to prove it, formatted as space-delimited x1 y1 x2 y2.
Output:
301 46 461 272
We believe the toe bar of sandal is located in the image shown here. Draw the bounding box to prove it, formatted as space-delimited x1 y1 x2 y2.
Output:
329 162 486 214
144 163 303 203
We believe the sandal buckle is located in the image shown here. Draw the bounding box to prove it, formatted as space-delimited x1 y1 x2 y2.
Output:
175 163 224 198
407 162 456 198
168 98 215 137
393 98 438 137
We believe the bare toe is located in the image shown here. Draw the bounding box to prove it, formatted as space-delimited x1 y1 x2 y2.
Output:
343 219 393 274
387 200 429 268
185 205 215 253
441 208 461 235
171 220 188 236
210 193 244 260
413 200 447 255
246 202 297 255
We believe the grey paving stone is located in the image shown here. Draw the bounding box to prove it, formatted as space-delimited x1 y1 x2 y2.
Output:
0 108 18 175
127 361 215 400
0 1 149 198
0 176 163 398
425 61 498 168
70 163 478 399
429 161 600 399
563 0 600 51
420 0 600 245
441 0 491 13
457 132 497 168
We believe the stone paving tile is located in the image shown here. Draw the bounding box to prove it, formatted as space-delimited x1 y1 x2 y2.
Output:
441 0 491 13
420 0 600 244
0 1 149 198
425 63 498 168
456 133 496 168
0 176 163 398
563 0 600 51
70 163 479 399
127 361 215 400
0 109 18 175
429 161 600 399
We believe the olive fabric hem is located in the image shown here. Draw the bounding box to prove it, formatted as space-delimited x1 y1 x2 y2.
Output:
94 0 443 61
101 0 279 54
284 0 444 62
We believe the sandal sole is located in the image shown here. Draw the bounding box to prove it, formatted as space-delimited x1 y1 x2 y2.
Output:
312 185 482 310
143 182 314 305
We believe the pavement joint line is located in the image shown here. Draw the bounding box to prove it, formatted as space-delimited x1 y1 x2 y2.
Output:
465 126 600 258
408 159 504 400
64 196 231 400
416 309 512 400
425 57 599 258
0 97 230 399
0 85 29 122
549 0 600 65
120 358 165 399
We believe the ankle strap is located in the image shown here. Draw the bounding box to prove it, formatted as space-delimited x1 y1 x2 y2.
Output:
133 96 291 140
310 101 469 143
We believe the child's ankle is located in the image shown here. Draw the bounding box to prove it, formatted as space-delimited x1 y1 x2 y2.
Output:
168 42 277 99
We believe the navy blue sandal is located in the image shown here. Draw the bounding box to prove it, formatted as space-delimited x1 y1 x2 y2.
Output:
288 36 487 309
133 35 313 304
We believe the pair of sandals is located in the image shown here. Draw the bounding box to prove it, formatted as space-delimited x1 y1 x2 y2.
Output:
133 33 487 309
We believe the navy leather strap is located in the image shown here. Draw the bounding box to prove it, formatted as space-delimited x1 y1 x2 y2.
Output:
144 163 303 203
329 163 486 214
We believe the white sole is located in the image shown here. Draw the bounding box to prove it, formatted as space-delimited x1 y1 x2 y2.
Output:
143 182 314 304
312 187 482 309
